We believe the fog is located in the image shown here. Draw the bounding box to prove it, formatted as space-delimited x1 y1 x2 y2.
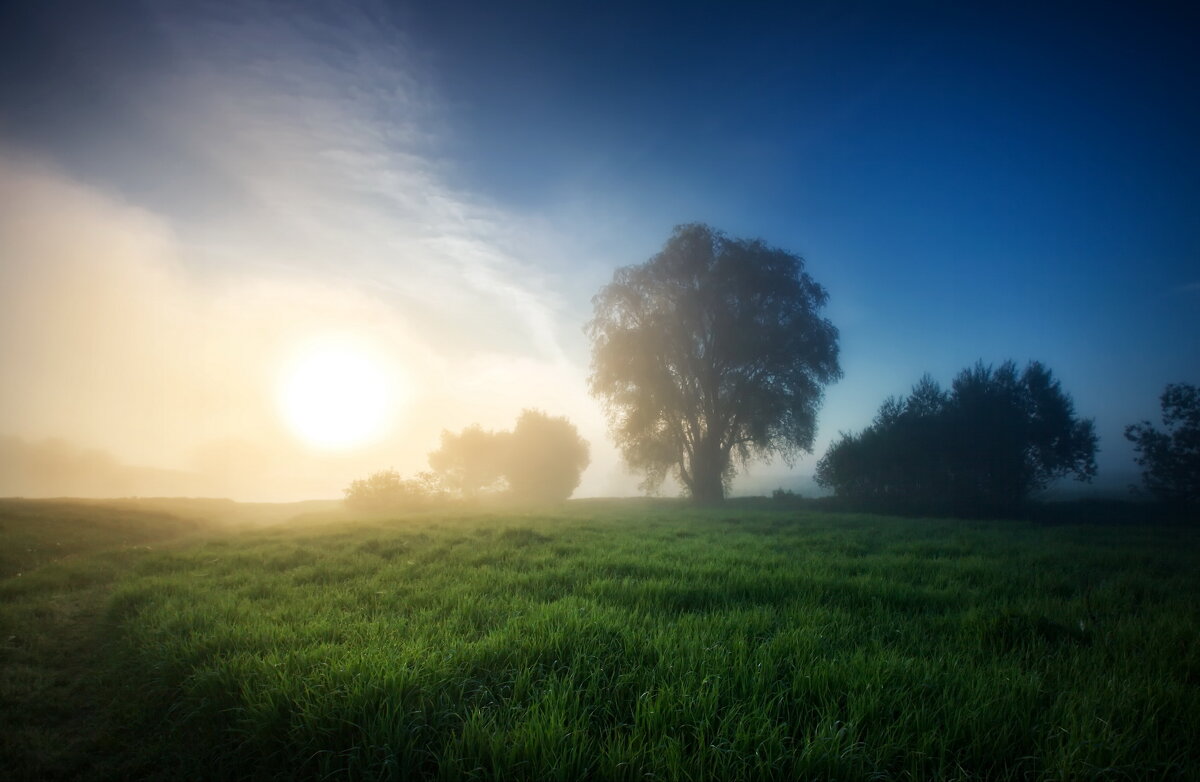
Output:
0 154 634 500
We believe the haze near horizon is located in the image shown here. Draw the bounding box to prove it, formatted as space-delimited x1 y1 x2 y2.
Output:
1 0 1196 501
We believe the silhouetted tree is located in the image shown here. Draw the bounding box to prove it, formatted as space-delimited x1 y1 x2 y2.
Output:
816 361 1097 513
344 469 444 511
428 425 511 499
587 223 841 503
816 375 953 505
504 409 590 503
1125 383 1200 506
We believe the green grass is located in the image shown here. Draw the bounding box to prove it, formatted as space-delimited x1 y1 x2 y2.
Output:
0 499 205 579
2 500 1198 780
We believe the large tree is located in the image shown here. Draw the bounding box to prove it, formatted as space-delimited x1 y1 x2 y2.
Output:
1125 383 1200 506
587 223 841 503
816 361 1098 513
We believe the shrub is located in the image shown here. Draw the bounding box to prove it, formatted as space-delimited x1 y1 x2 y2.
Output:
343 469 444 511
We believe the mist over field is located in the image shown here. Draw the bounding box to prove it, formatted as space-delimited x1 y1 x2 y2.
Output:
0 152 624 500
2 2 1199 780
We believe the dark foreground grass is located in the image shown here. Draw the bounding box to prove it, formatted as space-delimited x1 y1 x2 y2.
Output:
0 500 208 779
3 501 1199 780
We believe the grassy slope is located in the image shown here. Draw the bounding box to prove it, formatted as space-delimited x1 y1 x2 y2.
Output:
0 499 206 579
0 500 207 779
0 497 334 779
3 501 1199 780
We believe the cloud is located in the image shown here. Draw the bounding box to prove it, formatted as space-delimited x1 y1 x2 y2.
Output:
134 0 574 361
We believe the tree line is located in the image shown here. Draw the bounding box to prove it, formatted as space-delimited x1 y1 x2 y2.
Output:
585 223 1195 512
815 371 1197 514
350 223 1196 514
813 361 1098 514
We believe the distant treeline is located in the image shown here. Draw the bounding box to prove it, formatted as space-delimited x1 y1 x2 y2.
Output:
345 220 1196 519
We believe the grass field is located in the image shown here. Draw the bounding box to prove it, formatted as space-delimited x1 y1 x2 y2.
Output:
1 498 1198 781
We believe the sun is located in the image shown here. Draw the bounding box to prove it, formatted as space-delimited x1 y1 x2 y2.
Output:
277 337 400 450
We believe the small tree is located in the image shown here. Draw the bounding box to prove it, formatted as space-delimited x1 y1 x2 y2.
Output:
428 425 511 499
815 375 953 505
504 409 591 503
1125 383 1200 506
946 361 1097 507
343 469 442 511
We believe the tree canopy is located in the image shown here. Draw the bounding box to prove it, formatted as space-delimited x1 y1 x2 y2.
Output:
587 223 841 503
1125 383 1200 506
505 410 591 503
427 425 510 500
815 361 1098 514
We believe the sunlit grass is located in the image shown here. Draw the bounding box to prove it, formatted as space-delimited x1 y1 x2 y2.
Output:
3 501 1198 780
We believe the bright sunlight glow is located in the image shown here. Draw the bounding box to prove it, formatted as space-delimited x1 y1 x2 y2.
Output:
277 337 400 450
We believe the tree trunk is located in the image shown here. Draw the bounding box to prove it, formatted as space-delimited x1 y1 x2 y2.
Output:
689 438 726 504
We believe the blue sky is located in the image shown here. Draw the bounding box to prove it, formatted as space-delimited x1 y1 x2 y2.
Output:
1 0 1197 498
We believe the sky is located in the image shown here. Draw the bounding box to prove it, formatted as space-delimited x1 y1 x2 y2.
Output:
0 0 1197 500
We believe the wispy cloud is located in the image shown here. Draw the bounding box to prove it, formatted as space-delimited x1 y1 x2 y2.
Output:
142 0 572 360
